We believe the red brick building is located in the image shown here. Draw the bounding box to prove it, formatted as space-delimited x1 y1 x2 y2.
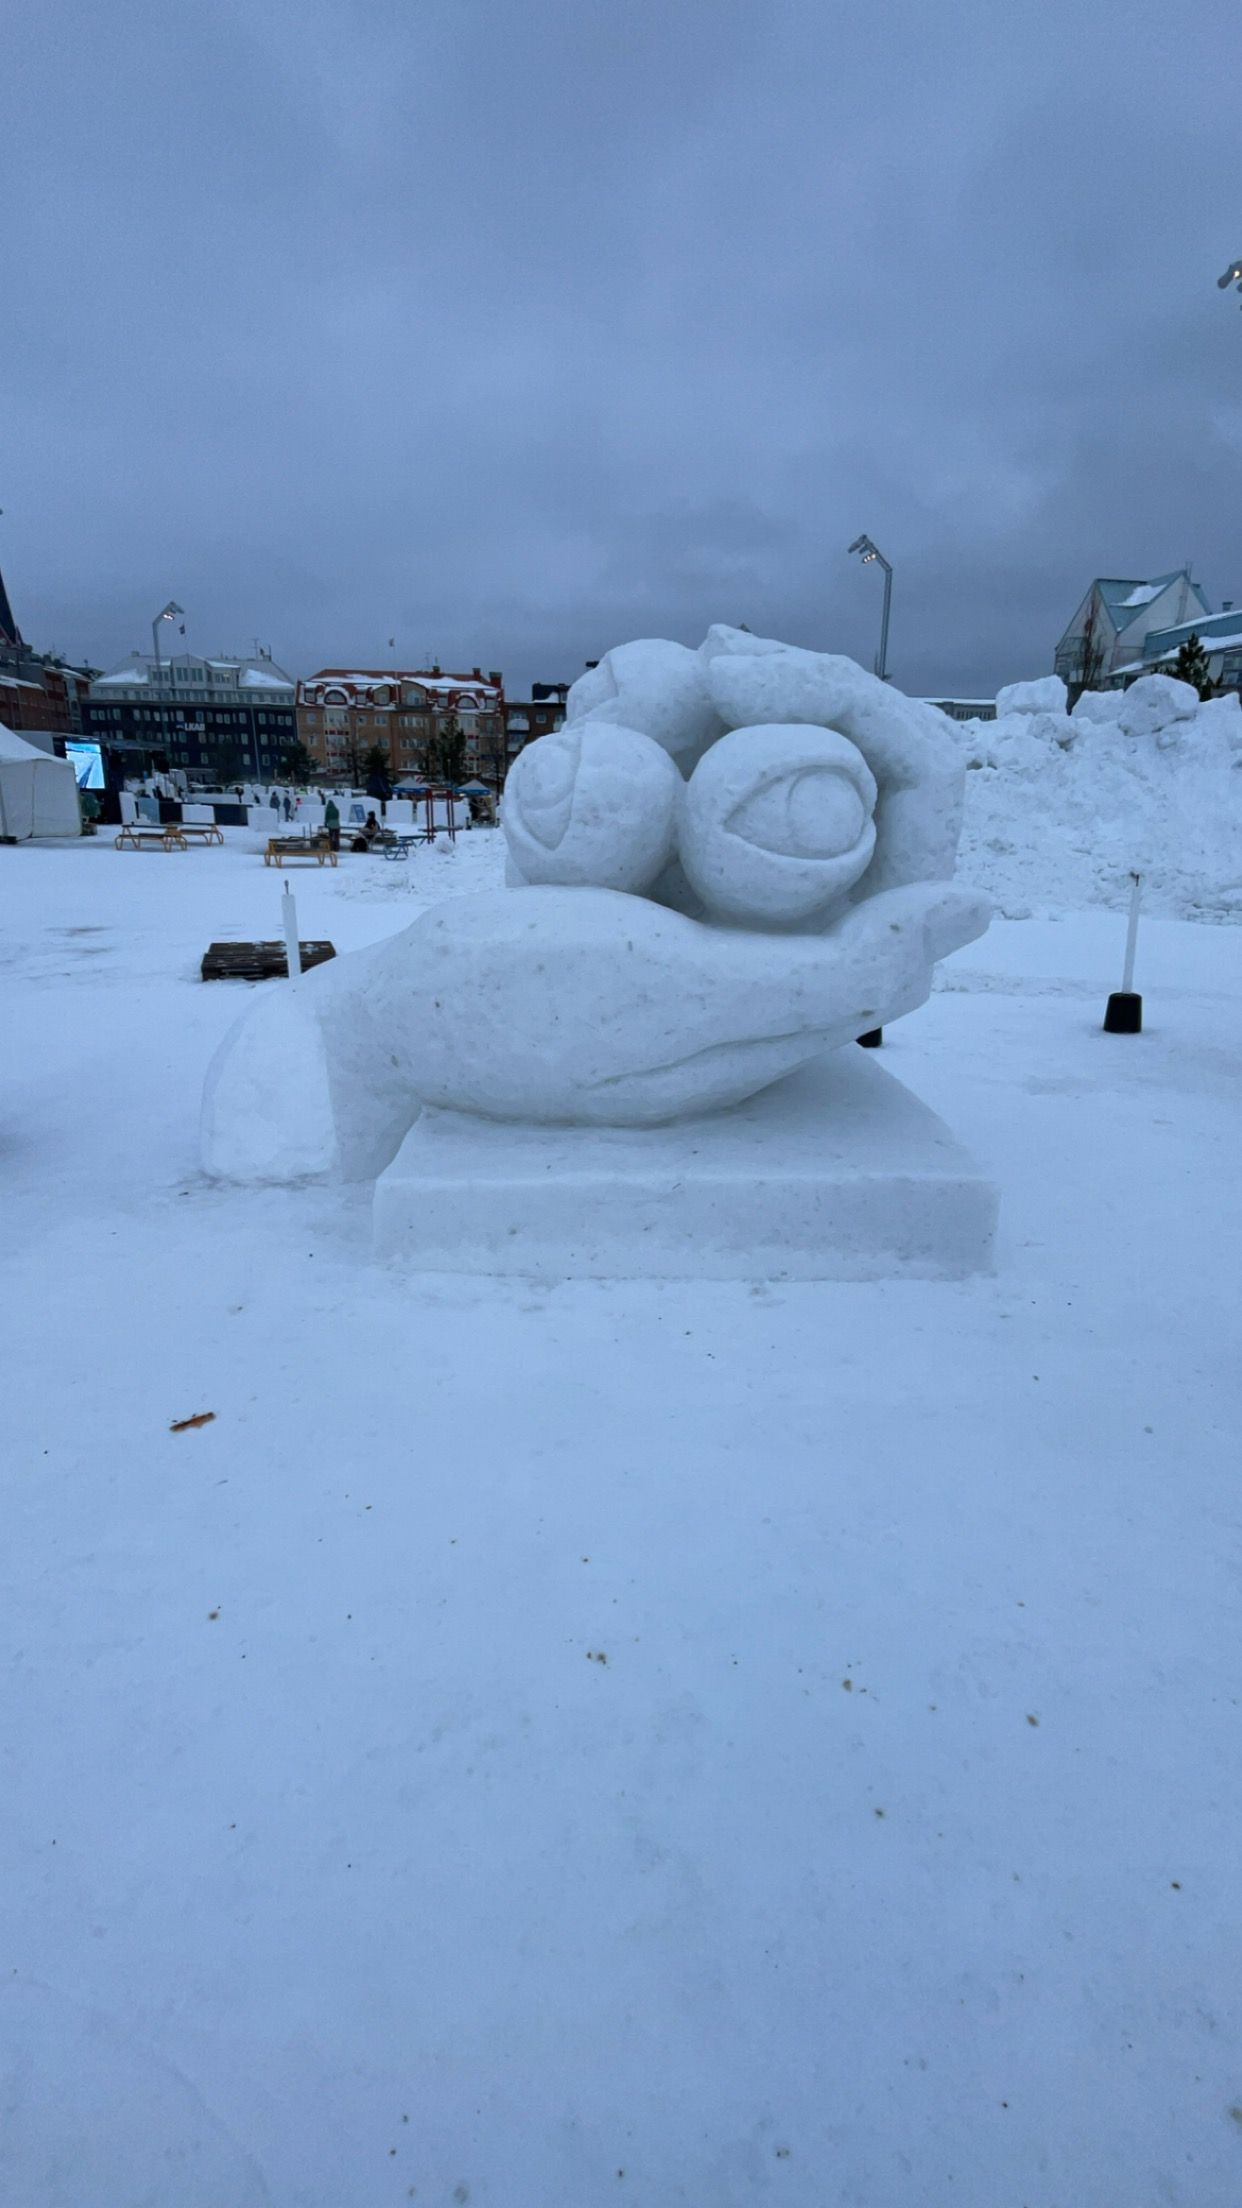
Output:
0 663 91 741
503 682 569 760
297 666 506 785
0 561 91 743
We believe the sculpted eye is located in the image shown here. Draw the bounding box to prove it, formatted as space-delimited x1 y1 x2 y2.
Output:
728 768 868 860
679 722 878 926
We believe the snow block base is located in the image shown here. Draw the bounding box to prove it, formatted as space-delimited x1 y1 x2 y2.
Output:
372 1051 998 1281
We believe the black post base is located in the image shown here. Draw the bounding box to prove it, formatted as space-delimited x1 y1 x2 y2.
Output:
856 1028 883 1049
1103 991 1142 1034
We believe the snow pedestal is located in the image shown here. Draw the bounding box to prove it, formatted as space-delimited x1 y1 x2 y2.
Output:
372 1050 998 1281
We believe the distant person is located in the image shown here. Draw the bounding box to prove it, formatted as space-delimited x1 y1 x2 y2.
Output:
350 810 382 853
324 796 340 852
282 793 292 821
269 790 280 813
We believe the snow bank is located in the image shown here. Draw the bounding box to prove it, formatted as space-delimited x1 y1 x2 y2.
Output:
956 676 1242 919
995 674 1067 716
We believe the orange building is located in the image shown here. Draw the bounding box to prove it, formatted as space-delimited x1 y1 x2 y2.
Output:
297 666 505 785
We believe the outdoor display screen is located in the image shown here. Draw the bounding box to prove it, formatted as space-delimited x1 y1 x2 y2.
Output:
65 740 106 790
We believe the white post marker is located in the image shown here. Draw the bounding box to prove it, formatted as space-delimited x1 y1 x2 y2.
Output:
1104 870 1143 1032
281 882 302 980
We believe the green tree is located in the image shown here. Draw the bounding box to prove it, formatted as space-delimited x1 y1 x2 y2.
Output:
429 715 467 787
1171 633 1215 700
212 743 245 785
279 738 318 783
1065 602 1106 708
362 742 391 785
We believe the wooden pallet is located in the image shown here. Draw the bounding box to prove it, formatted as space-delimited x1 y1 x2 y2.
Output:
201 940 337 982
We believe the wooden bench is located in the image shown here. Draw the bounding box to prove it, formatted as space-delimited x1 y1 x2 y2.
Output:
264 835 337 867
116 824 188 852
177 821 225 846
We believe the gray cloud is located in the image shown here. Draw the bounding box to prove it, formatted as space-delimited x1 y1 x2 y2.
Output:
5 0 1241 694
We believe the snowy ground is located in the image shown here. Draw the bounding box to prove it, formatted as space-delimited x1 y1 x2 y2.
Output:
3 828 1240 2207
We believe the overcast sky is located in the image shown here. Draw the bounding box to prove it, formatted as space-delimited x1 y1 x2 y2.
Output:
5 0 1241 696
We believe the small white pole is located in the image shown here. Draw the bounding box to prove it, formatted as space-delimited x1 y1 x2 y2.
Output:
281 882 302 980
1121 871 1142 992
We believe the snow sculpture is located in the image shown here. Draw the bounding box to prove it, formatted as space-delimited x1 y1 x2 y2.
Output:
565 637 724 769
202 626 994 1274
677 722 878 925
502 721 680 893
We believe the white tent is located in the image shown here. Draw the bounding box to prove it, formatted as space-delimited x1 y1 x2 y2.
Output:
0 724 82 842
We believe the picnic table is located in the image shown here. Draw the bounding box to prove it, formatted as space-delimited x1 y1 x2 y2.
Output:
177 821 225 846
381 834 418 862
115 823 188 852
264 834 337 868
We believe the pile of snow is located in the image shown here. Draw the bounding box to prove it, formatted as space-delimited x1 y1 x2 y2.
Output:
994 673 1068 717
955 674 1242 920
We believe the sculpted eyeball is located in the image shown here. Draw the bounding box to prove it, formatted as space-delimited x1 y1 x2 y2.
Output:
503 722 681 893
679 722 877 925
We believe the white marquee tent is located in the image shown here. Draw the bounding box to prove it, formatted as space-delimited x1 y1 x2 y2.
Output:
0 724 82 841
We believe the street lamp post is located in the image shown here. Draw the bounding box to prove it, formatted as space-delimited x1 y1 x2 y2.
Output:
1216 260 1242 305
150 601 184 774
151 599 184 681
848 536 893 681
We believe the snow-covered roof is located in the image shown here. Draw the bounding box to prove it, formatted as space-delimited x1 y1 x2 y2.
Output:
1144 609 1242 645
299 667 502 705
1136 630 1242 664
0 673 43 690
0 722 65 763
92 650 294 695
1092 571 1211 636
95 660 149 686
